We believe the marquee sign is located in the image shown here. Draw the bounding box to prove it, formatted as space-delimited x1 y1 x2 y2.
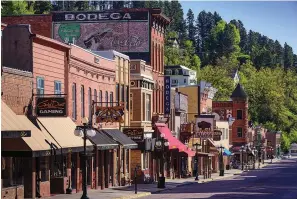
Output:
36 97 67 117
123 128 144 142
95 104 125 123
164 76 171 114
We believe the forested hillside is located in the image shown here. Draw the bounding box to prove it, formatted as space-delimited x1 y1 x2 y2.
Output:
2 0 297 151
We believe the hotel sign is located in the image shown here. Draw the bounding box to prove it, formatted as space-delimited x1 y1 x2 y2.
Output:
52 11 149 22
123 128 144 142
36 97 67 117
164 76 171 114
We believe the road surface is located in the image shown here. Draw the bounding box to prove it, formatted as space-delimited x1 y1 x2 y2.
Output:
141 158 297 199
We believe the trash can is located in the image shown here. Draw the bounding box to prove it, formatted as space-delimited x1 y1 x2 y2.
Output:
158 177 165 188
226 165 230 170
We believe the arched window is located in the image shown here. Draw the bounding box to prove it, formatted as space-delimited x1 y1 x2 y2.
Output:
105 91 109 107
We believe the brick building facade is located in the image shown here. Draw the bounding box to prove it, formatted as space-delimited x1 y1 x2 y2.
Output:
212 84 249 147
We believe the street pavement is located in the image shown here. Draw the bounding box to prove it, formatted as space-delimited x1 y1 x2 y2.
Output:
141 158 297 199
45 158 294 199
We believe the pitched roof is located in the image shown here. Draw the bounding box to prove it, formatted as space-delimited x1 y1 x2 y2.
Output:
231 83 248 99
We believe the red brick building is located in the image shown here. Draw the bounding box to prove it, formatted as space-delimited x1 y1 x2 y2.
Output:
212 84 249 147
2 8 171 118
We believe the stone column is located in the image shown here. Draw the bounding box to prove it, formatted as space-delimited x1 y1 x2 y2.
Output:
117 147 121 186
123 149 127 185
100 150 105 190
112 149 117 186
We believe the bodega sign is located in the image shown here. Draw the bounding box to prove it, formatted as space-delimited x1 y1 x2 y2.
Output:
52 11 149 22
164 76 171 115
36 97 67 117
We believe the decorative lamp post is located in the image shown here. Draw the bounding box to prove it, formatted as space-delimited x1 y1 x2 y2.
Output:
155 133 169 188
192 143 202 181
276 144 280 159
74 117 96 199
252 147 256 169
269 146 273 163
217 145 224 176
240 146 246 171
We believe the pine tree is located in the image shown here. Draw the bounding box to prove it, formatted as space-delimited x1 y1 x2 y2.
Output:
186 9 196 46
33 1 53 14
284 42 294 70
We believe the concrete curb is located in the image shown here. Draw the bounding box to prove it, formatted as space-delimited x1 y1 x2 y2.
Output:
112 192 151 199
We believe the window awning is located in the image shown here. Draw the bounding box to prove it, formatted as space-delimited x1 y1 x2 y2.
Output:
87 129 119 150
155 123 194 156
1 101 57 157
37 117 93 153
102 129 138 149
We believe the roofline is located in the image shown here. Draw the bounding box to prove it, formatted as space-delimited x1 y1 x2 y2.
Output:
92 50 130 60
34 34 70 49
71 45 115 62
2 14 51 17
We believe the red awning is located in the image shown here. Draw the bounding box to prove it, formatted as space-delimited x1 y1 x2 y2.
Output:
155 123 194 156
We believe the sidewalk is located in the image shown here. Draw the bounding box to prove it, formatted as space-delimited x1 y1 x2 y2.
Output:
46 169 243 199
46 159 281 199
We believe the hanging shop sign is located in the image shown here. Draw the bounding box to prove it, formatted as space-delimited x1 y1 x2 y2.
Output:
213 130 223 141
152 115 169 124
36 97 67 117
1 130 31 138
95 104 125 123
123 128 144 142
164 76 171 115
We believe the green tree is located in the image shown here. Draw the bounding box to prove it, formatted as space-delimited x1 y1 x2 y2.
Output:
284 42 294 70
186 9 196 46
33 1 53 14
1 1 34 16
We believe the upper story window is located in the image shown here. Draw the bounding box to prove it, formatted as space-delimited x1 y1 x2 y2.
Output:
54 81 62 95
88 88 92 119
172 79 178 84
94 89 97 103
105 91 108 107
72 83 77 120
99 90 102 107
175 69 179 75
146 94 151 121
237 127 243 138
37 77 44 95
237 110 243 120
116 84 119 105
81 86 85 118
121 85 124 102
166 69 172 75
110 92 113 106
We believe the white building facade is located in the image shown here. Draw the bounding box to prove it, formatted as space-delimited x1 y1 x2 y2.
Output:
165 65 197 87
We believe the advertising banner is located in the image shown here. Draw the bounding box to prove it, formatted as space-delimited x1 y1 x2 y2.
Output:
164 76 171 115
36 97 67 117
53 21 149 52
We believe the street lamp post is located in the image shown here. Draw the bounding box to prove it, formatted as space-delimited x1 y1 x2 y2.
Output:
276 144 280 159
156 133 169 189
193 143 202 181
269 146 273 163
240 146 245 171
218 145 224 176
252 147 256 170
74 117 96 199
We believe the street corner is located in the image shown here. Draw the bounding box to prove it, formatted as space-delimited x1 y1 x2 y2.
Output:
112 192 151 199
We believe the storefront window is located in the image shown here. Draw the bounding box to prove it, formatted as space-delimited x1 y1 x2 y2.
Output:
39 157 49 182
126 150 129 173
142 152 149 170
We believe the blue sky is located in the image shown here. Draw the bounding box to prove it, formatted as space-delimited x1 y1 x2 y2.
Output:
180 1 297 54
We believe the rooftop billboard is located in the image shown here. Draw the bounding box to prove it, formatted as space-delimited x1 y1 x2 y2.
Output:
52 11 149 53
